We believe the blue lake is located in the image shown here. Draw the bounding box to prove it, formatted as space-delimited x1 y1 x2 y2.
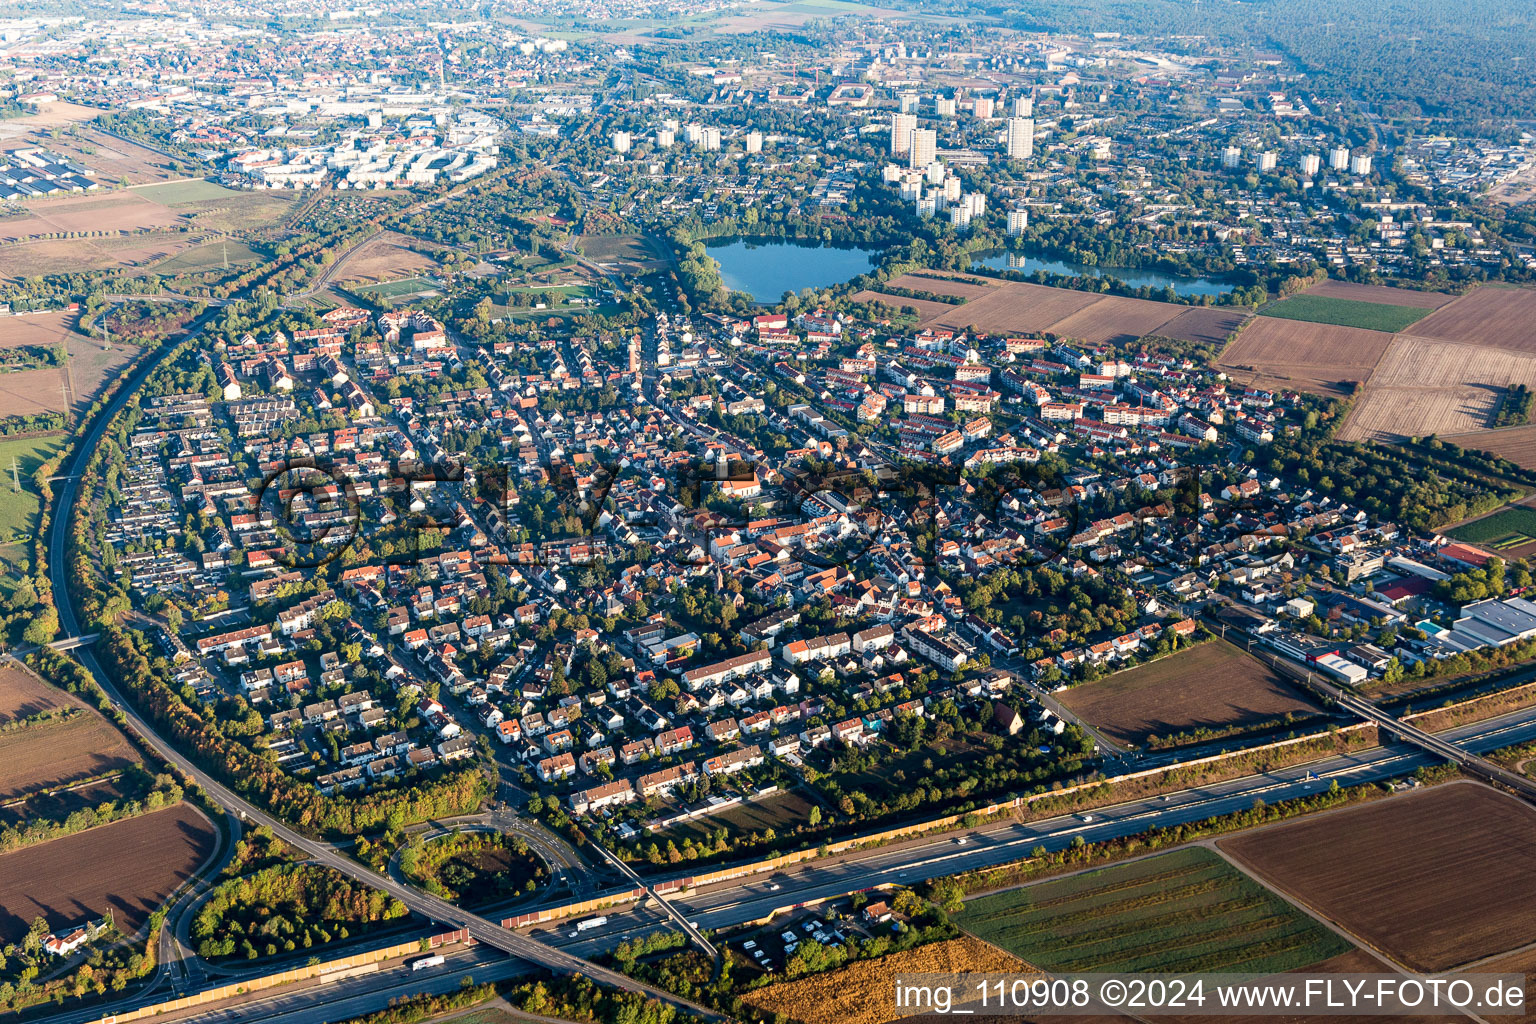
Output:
968 249 1235 297
707 238 878 301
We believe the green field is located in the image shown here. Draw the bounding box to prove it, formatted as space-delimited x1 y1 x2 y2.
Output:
1447 505 1536 549
353 276 442 298
152 240 262 275
1259 294 1432 333
132 179 243 206
0 434 65 546
954 847 1352 974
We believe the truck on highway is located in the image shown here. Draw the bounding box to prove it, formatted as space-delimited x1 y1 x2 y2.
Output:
412 954 446 971
570 916 608 937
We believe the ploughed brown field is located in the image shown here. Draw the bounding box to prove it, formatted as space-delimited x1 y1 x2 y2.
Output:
1153 306 1251 348
0 803 215 942
1055 641 1321 748
881 271 998 302
0 711 137 800
331 231 441 286
1216 316 1394 398
926 280 1104 334
0 192 185 244
846 289 959 324
0 662 71 722
1301 280 1456 309
1442 423 1536 471
1405 285 1536 354
1221 782 1536 971
1041 294 1186 346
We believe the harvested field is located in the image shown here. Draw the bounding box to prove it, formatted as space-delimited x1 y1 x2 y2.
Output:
1221 781 1536 971
0 662 70 722
1302 280 1456 309
926 280 1103 334
1152 306 1251 348
956 847 1351 974
847 289 958 323
1057 641 1321 748
744 936 1026 1024
882 271 998 303
0 711 137 800
1259 294 1433 333
0 308 88 349
1406 285 1536 354
1441 423 1536 471
0 366 68 416
0 191 184 243
1341 387 1501 442
333 233 440 286
0 802 214 942
1042 294 1186 347
0 103 109 139
1337 335 1536 442
1216 316 1395 398
0 234 200 281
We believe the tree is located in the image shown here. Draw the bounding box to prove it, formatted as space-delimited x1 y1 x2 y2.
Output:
809 805 822 827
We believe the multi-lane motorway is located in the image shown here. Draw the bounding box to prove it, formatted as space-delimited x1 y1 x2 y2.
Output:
37 698 1536 1024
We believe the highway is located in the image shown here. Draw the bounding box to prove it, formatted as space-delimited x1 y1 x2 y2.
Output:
41 702 1536 1024
41 319 719 1020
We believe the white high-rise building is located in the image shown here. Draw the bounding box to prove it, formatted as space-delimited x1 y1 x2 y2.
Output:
611 131 631 154
745 131 762 153
1007 208 1029 236
890 112 917 155
701 127 721 151
1012 94 1034 117
1299 152 1321 176
916 196 938 219
1350 153 1373 175
950 204 973 230
684 123 704 146
1221 146 1242 169
1004 117 1034 160
1329 145 1351 171
925 161 946 185
900 92 920 114
656 128 674 149
941 173 961 202
909 128 936 170
973 95 995 119
1256 150 1277 172
935 95 956 117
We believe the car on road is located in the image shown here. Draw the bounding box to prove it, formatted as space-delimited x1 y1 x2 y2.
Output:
768 882 781 891
955 836 968 845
